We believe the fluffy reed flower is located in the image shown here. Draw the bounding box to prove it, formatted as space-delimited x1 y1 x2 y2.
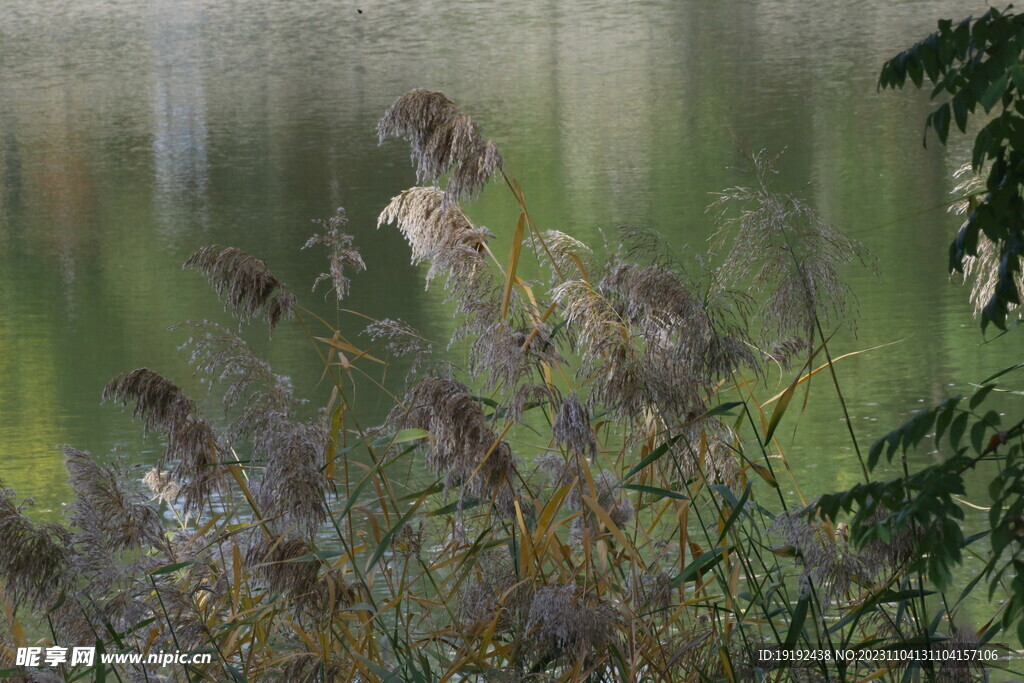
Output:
522 584 621 668
766 337 811 370
377 89 502 202
246 535 320 602
104 368 220 515
552 394 597 458
364 318 433 359
599 261 756 382
0 487 71 610
184 245 296 330
771 505 888 608
378 186 499 330
64 447 164 551
389 376 520 517
252 417 330 536
143 467 181 504
298 567 363 624
103 367 195 436
672 419 742 488
554 275 715 424
937 627 988 682
506 383 559 424
531 230 592 283
469 320 560 392
303 207 366 301
456 552 530 634
176 321 298 440
712 149 875 344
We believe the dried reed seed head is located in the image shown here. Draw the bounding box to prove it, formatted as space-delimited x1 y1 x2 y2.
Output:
246 535 320 601
469 321 561 392
670 419 742 489
299 567 364 623
104 368 222 514
143 467 181 504
771 505 880 609
0 487 71 611
523 584 622 667
377 89 503 202
363 318 433 359
553 394 597 457
766 337 811 370
252 416 329 536
938 627 987 682
552 279 628 361
103 368 196 436
506 383 559 424
712 150 875 343
378 186 492 274
175 321 280 411
378 187 500 331
389 375 521 517
598 262 757 384
304 207 366 301
163 417 221 516
456 552 530 634
184 245 296 330
64 447 165 551
531 230 592 283
599 263 703 331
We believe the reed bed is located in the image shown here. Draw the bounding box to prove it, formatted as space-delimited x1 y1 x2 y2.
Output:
0 90 1007 682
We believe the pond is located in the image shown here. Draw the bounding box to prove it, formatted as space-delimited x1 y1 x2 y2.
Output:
0 0 1017 535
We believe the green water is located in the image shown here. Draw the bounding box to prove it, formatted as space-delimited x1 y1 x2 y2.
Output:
0 0 1017 538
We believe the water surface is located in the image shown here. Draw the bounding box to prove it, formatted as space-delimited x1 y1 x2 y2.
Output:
0 0 1016 526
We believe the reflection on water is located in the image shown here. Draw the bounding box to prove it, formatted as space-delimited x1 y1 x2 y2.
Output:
149 0 210 238
0 0 1016 546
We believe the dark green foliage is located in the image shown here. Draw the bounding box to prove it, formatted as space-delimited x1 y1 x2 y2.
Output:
817 377 1024 644
880 7 1024 329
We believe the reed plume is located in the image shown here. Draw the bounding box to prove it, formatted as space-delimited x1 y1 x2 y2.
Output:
552 394 597 458
378 186 499 329
246 535 320 607
143 467 181 504
712 149 875 344
468 320 560 392
178 322 328 534
531 229 592 283
104 368 220 514
64 446 164 551
252 417 329 536
522 583 621 669
456 552 531 634
303 207 365 301
0 487 70 610
377 89 502 202
770 504 909 609
363 318 434 377
389 375 520 517
184 245 296 330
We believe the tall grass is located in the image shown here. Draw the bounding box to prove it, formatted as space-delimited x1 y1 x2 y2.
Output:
0 90 1002 682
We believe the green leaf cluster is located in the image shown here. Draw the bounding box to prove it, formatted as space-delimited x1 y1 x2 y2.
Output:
881 8 1024 329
